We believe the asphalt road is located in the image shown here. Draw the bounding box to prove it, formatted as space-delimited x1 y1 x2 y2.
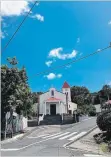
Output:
1 117 96 156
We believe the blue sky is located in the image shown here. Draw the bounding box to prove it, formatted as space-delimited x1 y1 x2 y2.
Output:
1 1 111 93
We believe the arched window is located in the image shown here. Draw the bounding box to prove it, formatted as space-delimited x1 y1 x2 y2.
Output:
51 90 54 97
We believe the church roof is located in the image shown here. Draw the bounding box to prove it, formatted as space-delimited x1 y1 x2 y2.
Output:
62 81 70 88
46 97 61 102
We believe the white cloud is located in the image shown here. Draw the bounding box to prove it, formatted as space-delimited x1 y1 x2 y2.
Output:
97 49 101 52
31 14 44 22
65 65 72 69
77 38 80 43
45 61 53 67
1 1 30 16
44 73 56 80
44 73 62 80
108 20 111 25
0 31 5 39
108 81 111 86
57 74 62 78
49 48 77 60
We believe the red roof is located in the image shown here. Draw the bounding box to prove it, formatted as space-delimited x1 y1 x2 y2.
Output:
105 100 111 104
62 81 70 88
46 97 61 101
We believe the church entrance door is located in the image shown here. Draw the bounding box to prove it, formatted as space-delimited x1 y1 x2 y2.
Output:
50 104 56 115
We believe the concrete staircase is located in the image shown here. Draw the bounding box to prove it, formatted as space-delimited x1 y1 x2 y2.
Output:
40 114 62 125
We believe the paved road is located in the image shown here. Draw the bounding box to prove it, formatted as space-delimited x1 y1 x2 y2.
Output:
1 117 96 156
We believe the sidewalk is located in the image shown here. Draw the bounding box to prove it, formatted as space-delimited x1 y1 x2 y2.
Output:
66 128 111 157
1 127 37 144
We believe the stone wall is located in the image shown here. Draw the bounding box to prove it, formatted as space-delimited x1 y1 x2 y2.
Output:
62 113 73 124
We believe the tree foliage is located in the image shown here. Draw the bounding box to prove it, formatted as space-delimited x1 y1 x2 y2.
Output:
1 57 33 124
31 92 43 104
71 84 111 114
93 85 111 105
71 86 92 114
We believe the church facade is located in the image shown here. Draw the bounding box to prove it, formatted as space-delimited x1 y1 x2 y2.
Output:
39 82 77 116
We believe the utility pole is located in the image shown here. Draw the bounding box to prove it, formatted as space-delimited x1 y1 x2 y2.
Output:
4 112 7 140
37 95 40 125
66 93 68 114
10 106 13 138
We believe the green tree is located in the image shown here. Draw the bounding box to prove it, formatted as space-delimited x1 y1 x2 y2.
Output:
101 85 111 101
71 86 91 114
31 92 43 104
1 57 33 131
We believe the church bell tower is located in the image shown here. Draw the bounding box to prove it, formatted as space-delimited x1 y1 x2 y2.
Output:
62 81 71 101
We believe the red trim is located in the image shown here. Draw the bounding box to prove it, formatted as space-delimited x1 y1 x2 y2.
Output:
46 97 61 101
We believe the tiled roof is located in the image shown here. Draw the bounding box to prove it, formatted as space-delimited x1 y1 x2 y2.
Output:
62 81 70 88
106 100 111 104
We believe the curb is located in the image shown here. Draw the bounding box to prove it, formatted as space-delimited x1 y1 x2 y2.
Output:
20 127 37 139
63 125 98 148
62 117 96 128
1 133 24 144
1 127 38 144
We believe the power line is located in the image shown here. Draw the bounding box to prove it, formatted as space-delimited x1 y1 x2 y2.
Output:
2 1 38 53
36 44 111 76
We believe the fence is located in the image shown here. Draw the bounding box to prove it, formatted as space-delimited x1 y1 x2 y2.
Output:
1 112 27 139
62 113 73 124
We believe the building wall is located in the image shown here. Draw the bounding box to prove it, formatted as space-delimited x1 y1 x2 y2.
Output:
94 104 101 113
39 90 67 114
45 102 66 115
68 101 77 114
39 92 49 114
39 88 77 115
62 88 71 101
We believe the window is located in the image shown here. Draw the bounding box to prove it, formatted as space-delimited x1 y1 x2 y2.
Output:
51 90 54 97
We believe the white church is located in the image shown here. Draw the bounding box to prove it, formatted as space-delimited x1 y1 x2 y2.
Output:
39 82 77 116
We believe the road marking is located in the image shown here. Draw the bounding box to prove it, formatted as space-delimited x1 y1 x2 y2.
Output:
59 132 77 140
28 134 49 138
50 132 70 139
39 127 47 130
1 148 19 151
42 132 62 139
84 154 104 157
68 131 87 141
1 132 67 151
82 117 93 122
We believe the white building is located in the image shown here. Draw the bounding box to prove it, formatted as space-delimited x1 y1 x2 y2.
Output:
39 82 77 115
